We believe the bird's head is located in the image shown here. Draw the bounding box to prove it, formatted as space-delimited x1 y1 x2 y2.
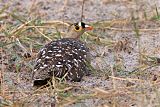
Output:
65 22 93 39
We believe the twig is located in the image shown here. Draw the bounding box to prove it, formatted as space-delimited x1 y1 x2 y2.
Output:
81 0 85 22
33 26 52 41
10 20 32 36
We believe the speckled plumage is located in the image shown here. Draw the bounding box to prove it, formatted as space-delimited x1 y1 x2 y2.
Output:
33 22 92 86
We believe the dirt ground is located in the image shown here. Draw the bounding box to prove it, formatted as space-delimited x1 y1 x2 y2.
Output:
1 0 160 107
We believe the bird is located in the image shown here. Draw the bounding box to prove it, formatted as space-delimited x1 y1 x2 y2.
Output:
33 22 93 86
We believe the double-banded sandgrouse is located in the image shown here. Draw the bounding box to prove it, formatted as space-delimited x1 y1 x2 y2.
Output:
33 22 93 86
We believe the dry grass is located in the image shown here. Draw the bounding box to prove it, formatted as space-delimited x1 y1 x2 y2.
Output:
1 0 160 107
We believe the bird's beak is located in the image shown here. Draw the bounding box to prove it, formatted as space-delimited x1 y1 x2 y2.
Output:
84 24 93 31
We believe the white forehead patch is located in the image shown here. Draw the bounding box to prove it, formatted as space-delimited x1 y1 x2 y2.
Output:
85 24 89 27
78 22 82 26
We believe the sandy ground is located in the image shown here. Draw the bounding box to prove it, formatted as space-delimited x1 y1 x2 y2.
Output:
1 0 160 107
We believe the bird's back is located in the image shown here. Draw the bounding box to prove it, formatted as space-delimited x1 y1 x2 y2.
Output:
33 38 90 86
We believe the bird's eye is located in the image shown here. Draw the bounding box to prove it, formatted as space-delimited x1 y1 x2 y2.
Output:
74 26 81 31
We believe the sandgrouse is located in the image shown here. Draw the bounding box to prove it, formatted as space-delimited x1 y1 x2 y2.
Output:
33 22 93 86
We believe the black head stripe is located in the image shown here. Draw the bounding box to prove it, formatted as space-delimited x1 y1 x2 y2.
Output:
74 23 78 26
81 22 85 28
74 22 86 28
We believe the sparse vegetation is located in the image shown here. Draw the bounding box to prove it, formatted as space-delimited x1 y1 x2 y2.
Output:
1 0 160 107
